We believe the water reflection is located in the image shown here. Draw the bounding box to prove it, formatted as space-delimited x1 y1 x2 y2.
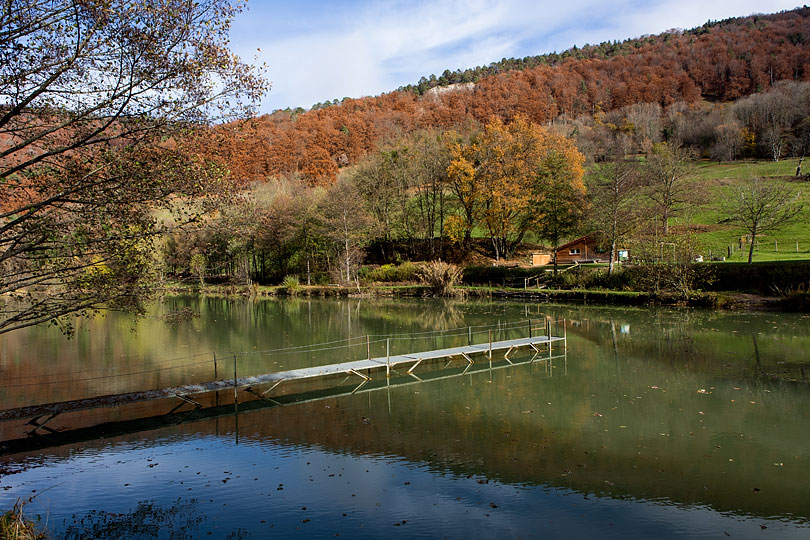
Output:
1 299 809 539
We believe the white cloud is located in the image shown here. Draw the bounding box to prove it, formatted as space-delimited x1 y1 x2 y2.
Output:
230 0 801 112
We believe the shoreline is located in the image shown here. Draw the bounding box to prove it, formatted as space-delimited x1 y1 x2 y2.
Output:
157 283 797 311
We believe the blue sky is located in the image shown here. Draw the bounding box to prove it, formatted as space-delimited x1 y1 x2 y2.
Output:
229 0 802 114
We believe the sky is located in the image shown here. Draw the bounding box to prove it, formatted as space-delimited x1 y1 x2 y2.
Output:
229 0 803 114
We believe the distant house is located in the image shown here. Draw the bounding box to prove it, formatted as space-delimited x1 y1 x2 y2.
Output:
555 234 624 264
530 234 628 266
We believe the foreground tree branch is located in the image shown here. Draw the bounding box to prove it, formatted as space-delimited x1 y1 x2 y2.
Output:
0 0 267 335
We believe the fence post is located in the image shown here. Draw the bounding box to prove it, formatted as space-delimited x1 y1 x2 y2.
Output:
213 352 218 380
529 319 532 339
367 335 371 361
468 326 472 346
488 330 492 359
386 338 390 378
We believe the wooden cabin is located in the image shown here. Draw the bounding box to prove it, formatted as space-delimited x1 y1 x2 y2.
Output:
555 234 621 264
531 234 627 266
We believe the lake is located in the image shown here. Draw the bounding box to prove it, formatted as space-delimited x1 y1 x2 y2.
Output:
1 297 809 539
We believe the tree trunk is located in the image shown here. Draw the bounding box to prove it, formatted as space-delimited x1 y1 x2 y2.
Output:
345 237 351 283
438 189 445 258
608 239 617 275
748 230 757 264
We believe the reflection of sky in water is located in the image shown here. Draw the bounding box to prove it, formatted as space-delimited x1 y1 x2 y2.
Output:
1 428 808 539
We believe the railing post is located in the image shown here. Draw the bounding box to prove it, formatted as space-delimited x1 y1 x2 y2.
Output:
213 352 219 407
488 329 492 359
386 338 390 378
529 319 532 339
468 326 472 346
367 335 371 361
563 318 567 352
233 355 238 406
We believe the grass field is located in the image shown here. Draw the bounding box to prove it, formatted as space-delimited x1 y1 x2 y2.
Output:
677 158 810 263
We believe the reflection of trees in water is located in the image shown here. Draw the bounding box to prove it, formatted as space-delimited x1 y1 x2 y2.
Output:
61 499 247 540
357 299 466 332
558 304 810 379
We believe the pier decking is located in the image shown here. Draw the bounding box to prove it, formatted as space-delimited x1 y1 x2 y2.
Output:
0 334 565 423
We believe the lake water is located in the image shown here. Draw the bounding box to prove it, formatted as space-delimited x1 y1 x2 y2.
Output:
1 297 809 539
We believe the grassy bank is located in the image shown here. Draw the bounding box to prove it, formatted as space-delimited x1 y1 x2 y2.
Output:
159 281 798 311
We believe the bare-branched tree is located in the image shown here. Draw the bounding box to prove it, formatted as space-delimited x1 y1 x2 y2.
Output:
720 177 804 264
644 142 696 236
588 158 643 275
0 0 267 334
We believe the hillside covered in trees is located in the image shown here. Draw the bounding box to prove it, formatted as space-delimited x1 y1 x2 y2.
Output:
215 7 810 185
154 7 810 292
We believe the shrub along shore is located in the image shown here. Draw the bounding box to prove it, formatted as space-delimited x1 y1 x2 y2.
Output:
161 259 810 311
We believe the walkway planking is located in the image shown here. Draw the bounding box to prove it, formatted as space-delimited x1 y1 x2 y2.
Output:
0 335 564 422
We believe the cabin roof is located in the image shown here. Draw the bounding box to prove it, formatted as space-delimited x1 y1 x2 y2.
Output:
556 233 597 252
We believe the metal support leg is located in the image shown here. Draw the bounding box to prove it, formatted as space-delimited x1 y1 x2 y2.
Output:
261 379 286 396
407 358 423 374
246 387 282 406
348 369 371 381
26 413 61 436
351 379 369 394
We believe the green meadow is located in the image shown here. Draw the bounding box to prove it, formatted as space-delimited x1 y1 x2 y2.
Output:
673 158 809 263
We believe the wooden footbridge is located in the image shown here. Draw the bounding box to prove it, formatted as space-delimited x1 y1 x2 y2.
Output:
0 319 567 448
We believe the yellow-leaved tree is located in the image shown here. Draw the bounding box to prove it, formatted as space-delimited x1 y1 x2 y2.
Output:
446 115 585 260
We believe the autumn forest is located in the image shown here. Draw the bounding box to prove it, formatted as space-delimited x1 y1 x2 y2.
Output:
172 7 810 287
3 2 810 334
